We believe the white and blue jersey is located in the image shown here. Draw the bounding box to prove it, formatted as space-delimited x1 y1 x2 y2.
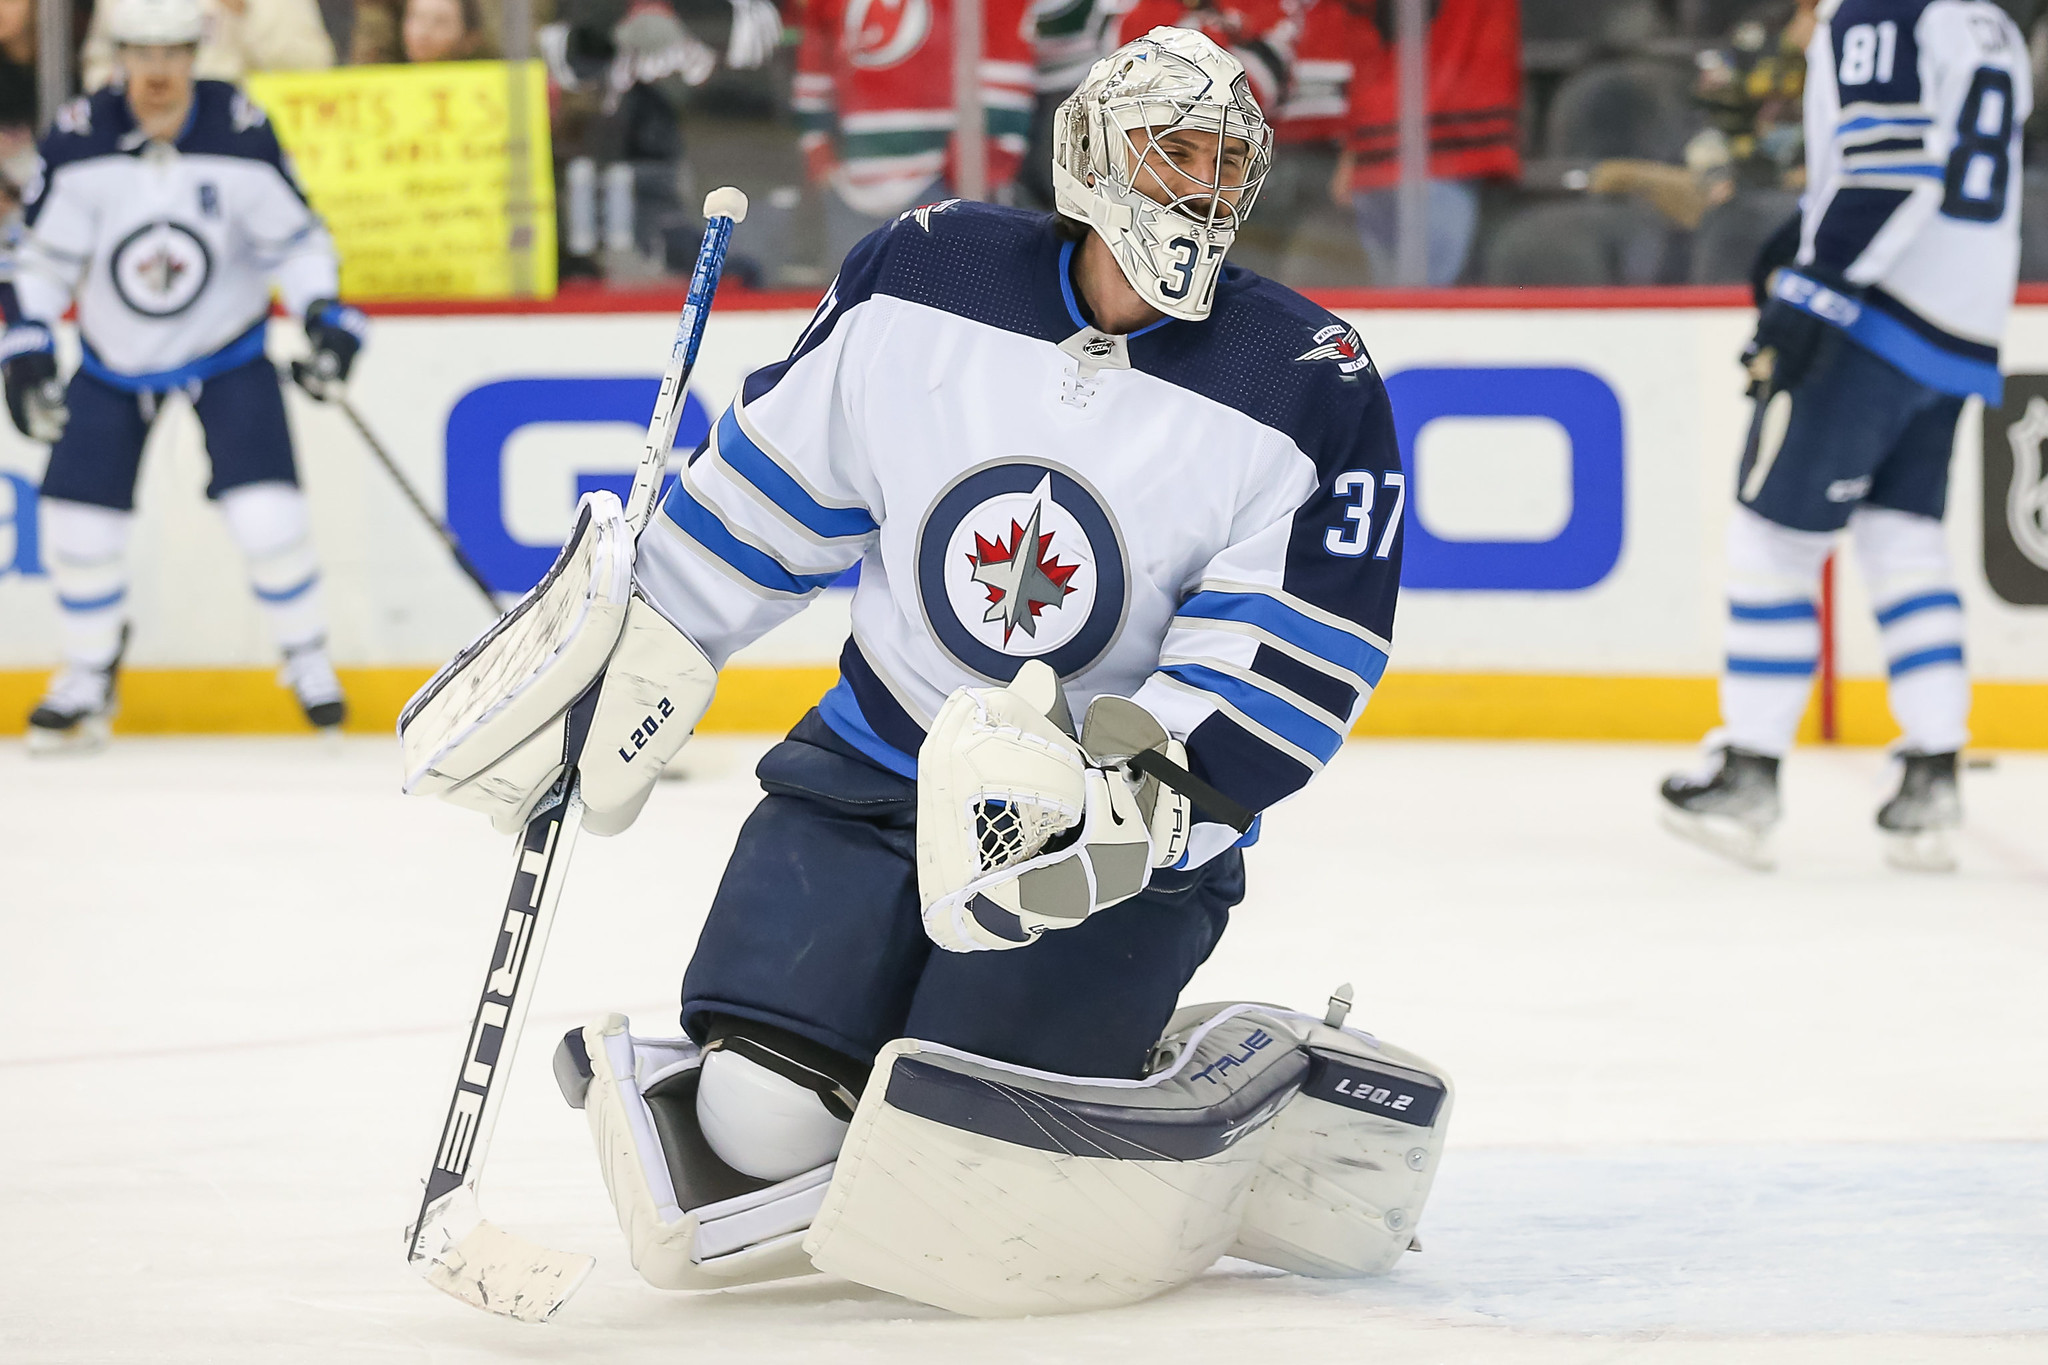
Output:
634 202 1404 869
1785 0 2031 401
5 81 338 390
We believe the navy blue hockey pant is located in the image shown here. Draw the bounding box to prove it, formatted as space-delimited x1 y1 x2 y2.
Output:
40 356 298 511
679 710 1241 1081
1740 331 1963 533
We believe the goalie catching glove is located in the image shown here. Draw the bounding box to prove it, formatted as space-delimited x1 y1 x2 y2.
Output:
916 660 1193 953
398 491 716 836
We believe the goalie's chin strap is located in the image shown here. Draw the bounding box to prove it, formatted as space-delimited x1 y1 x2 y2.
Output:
1127 747 1256 835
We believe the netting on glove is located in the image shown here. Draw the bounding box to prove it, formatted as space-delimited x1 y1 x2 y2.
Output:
973 795 1077 875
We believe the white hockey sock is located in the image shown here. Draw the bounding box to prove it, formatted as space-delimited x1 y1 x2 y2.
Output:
219 482 326 653
1851 505 1969 754
1719 505 1835 758
42 498 133 670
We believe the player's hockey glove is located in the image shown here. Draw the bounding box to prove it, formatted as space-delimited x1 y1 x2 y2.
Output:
292 299 368 400
1745 265 1858 393
1 324 67 443
915 661 1193 953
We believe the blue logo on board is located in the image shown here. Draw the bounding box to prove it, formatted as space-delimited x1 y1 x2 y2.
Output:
915 458 1128 682
1386 366 1625 592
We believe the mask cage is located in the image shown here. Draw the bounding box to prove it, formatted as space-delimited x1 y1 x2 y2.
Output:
1106 99 1272 234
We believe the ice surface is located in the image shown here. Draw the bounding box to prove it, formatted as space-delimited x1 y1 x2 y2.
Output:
3 736 2044 1363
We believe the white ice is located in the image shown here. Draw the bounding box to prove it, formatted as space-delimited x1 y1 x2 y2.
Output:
3 735 2045 1364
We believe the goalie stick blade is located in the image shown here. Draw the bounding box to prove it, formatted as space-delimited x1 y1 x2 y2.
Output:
407 1188 594 1324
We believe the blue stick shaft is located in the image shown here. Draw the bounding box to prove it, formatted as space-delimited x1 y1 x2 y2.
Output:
625 213 739 534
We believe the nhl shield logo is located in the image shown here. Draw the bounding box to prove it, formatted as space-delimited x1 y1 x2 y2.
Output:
2006 395 2048 571
1981 376 2048 605
916 459 1129 681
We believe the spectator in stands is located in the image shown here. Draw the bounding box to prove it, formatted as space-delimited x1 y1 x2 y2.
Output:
401 0 497 59
796 0 1034 267
82 0 336 88
1591 1 1814 232
1230 0 1371 285
1333 0 1519 286
0 0 34 216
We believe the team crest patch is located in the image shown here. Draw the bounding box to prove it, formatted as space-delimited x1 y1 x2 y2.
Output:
917 460 1129 681
903 198 962 232
1297 323 1372 375
111 221 213 318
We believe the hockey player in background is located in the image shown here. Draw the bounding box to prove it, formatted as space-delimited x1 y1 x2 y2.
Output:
404 28 1451 1312
1 0 367 752
1660 0 2030 871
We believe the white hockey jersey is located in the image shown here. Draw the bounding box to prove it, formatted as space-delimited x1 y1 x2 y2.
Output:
7 81 337 388
1792 0 2031 400
634 202 1404 869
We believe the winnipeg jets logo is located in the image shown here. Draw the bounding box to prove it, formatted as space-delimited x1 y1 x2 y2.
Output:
110 221 212 318
918 460 1129 680
967 499 1080 643
1296 323 1373 375
904 198 962 232
133 245 188 297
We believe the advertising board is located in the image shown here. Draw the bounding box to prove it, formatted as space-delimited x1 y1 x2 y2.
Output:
1 295 2041 745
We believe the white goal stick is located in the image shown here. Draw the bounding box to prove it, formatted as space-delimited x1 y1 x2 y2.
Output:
403 188 750 1324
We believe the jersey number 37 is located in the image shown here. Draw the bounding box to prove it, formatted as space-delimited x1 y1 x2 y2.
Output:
1325 470 1404 559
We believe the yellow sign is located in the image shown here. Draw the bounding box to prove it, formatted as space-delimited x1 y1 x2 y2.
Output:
247 62 557 301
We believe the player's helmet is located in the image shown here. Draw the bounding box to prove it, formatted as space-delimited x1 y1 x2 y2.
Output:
108 0 205 47
1051 27 1274 323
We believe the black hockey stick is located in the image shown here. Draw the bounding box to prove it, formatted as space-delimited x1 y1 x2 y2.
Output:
293 363 503 616
403 187 748 1324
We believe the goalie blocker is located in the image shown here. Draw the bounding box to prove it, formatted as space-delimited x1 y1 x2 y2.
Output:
397 490 716 836
554 995 1452 1316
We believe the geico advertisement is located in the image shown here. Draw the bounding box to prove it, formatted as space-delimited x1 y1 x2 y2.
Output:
1 306 2044 682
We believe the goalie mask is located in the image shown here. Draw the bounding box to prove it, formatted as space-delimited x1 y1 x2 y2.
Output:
1051 26 1274 322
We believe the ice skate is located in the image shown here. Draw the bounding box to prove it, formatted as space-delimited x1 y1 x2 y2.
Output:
280 639 347 731
1658 745 1781 870
1877 750 1960 873
25 628 128 757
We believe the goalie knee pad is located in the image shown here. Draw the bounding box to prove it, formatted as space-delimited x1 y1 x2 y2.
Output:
695 1018 863 1182
553 1015 838 1291
399 492 717 836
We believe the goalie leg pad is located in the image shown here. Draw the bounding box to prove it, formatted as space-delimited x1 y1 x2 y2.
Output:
802 1005 1310 1317
1227 1013 1454 1277
553 1015 830 1290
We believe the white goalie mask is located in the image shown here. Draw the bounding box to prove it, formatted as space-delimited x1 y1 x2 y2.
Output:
1051 26 1274 322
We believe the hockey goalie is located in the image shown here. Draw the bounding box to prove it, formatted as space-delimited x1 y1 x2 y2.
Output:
400 27 1451 1316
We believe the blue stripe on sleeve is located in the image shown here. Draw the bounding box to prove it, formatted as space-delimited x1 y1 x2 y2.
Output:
57 588 125 612
1177 590 1389 688
1875 591 1962 626
1729 600 1817 622
1727 656 1817 676
1888 644 1964 677
717 406 877 540
1837 115 1932 134
1160 662 1346 764
659 482 843 596
1843 164 1943 180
